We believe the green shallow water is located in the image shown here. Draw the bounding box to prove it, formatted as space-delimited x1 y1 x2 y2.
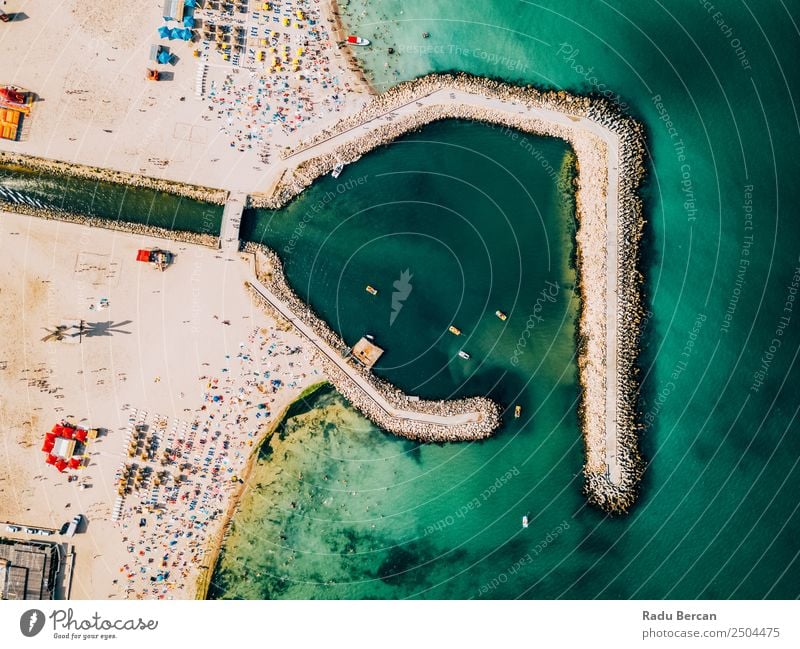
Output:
220 1 797 598
0 164 222 234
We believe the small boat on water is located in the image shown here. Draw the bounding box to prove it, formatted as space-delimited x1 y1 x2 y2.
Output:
365 285 378 295
331 162 344 178
448 325 461 336
495 310 507 321
514 405 521 418
365 334 375 341
458 350 470 360
522 515 529 529
346 35 371 46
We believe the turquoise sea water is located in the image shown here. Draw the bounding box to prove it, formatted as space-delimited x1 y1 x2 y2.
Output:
210 1 800 599
0 164 222 234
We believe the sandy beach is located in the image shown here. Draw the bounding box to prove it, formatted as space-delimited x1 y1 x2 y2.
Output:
0 0 370 192
0 209 321 598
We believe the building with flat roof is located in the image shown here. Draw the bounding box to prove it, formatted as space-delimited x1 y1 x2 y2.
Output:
0 538 60 600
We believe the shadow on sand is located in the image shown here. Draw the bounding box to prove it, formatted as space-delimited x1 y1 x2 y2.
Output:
77 320 134 338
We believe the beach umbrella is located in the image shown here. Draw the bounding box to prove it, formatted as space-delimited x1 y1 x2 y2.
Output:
45 454 57 465
68 457 81 470
55 459 68 472
158 26 170 39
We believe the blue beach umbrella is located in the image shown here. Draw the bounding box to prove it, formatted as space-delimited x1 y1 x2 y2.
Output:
158 26 170 39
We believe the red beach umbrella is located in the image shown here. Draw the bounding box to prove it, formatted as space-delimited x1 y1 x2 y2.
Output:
68 457 82 470
45 454 57 465
55 459 68 472
52 424 70 437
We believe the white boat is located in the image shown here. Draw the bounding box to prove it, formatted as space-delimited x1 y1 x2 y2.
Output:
331 162 344 178
458 350 470 360
346 35 371 46
522 515 529 529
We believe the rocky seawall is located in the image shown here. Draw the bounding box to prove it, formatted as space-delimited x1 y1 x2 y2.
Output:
0 199 219 248
252 73 647 513
243 242 502 442
0 151 227 204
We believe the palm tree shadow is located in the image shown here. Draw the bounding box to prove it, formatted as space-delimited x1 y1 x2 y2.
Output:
79 320 134 338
